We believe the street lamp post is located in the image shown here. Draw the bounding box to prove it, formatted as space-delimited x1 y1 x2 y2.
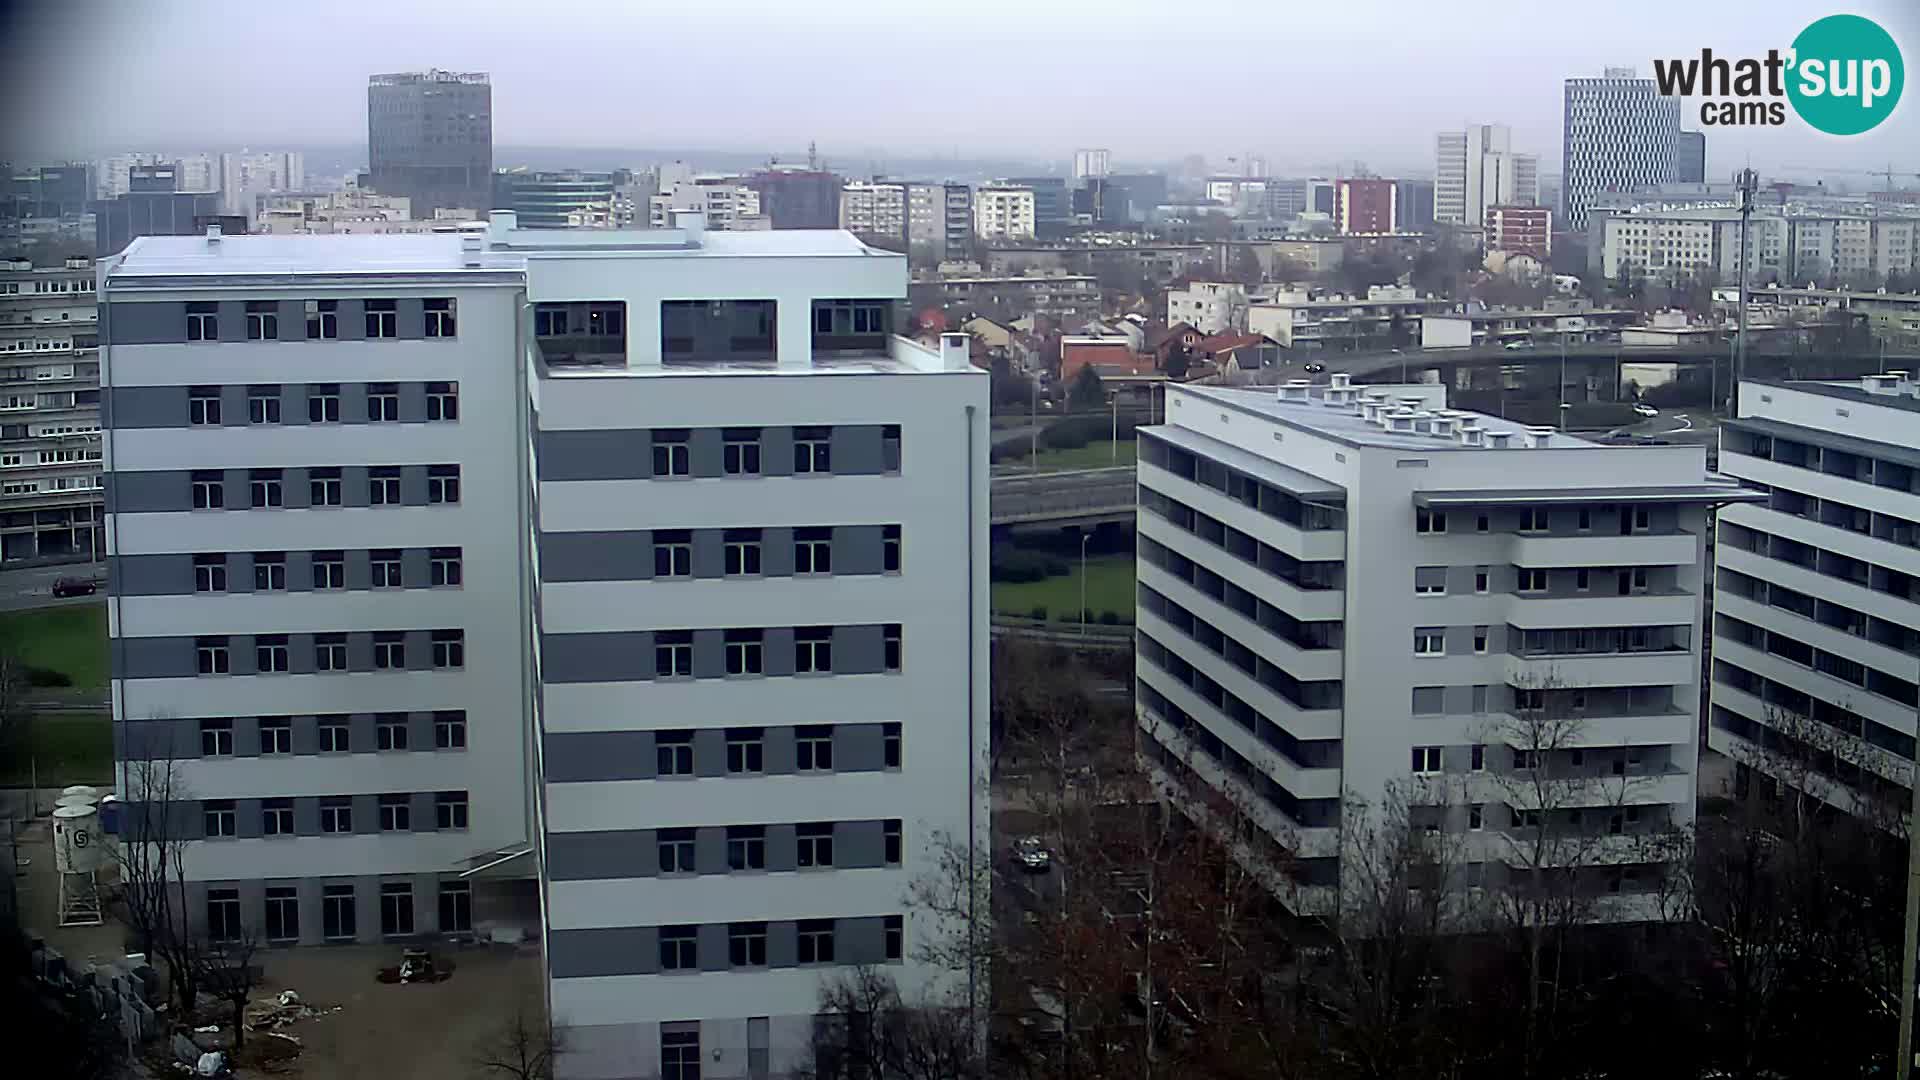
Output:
1030 376 1038 470
1079 532 1092 642
1110 393 1119 462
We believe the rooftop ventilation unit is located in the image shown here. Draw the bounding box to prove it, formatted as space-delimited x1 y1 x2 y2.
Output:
1459 424 1485 446
1387 409 1416 433
205 223 222 245
1523 425 1555 449
460 233 483 268
1863 373 1900 395
1486 431 1514 449
1278 380 1312 403
1328 372 1352 390
1431 415 1458 439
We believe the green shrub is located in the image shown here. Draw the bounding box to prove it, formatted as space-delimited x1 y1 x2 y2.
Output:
24 666 72 688
990 547 1067 583
1029 606 1048 621
1098 611 1121 626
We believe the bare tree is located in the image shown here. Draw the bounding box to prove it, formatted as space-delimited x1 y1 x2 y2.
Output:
194 924 262 1051
112 722 203 1014
798 967 984 1080
472 997 564 1080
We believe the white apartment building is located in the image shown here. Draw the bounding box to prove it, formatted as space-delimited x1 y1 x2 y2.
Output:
1435 123 1538 227
1074 148 1111 181
1166 281 1250 335
1598 209 1725 281
838 181 908 244
1246 286 1453 350
649 177 767 231
219 151 307 218
102 214 991 1080
1 256 103 562
1598 207 1920 284
972 185 1036 242
1136 376 1755 917
1710 376 1920 819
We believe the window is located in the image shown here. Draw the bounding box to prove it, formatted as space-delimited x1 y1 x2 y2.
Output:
376 794 410 832
658 828 695 874
796 626 833 673
427 465 460 504
307 384 340 423
656 731 694 776
724 529 762 576
1514 687 1546 713
186 302 218 342
883 723 902 768
1630 506 1651 533
1577 508 1592 532
727 728 763 774
247 385 280 424
797 822 835 868
249 469 283 508
203 800 236 837
435 791 469 830
882 525 901 572
1469 804 1484 831
884 624 902 673
365 299 397 338
797 919 836 964
305 300 338 340
1416 508 1446 534
366 383 399 422
794 426 831 473
1414 628 1444 656
796 726 833 771
729 922 768 966
1621 567 1649 594
426 381 458 421
197 636 230 675
377 713 409 751
207 889 241 942
319 716 349 753
435 711 467 749
1474 566 1490 594
1414 567 1446 595
1575 569 1590 593
655 631 693 678
194 553 227 593
723 428 761 475
320 797 352 833
191 471 224 509
884 915 904 961
725 629 764 676
794 528 833 574
1473 626 1489 654
1471 744 1485 771
251 551 287 591
265 887 299 942
188 387 221 425
432 630 465 669
652 430 690 477
1513 748 1540 771
379 882 414 936
1411 746 1443 774
371 550 402 588
424 298 456 337
430 547 462 587
1518 569 1548 594
439 882 473 934
661 1028 701 1080
882 425 901 473
653 530 692 577
728 825 766 870
309 467 342 506
312 550 345 590
259 716 292 754
1519 507 1549 533
200 718 234 756
884 819 903 865
322 884 356 940
263 797 294 835
370 467 401 504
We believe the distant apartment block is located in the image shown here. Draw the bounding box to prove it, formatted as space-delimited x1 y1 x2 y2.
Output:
1598 207 1920 285
93 164 222 257
1 256 102 563
219 151 306 219
972 185 1036 242
1074 148 1111 181
914 270 1099 321
839 181 909 246
1435 124 1538 228
1710 375 1920 819
1166 282 1251 335
745 168 842 230
1335 178 1398 235
1136 376 1754 917
101 213 989 1079
1395 179 1436 232
649 176 767 232
367 70 493 218
1247 286 1452 350
493 170 620 229
1486 205 1553 259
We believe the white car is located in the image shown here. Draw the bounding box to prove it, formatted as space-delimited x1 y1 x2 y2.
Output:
1633 404 1659 418
1503 340 1532 351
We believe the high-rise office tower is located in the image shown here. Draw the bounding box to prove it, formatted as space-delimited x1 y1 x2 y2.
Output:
1135 377 1756 920
101 210 990 1078
1562 69 1681 231
1074 149 1111 181
1676 131 1707 185
1434 123 1539 227
1710 374 1920 819
367 70 493 218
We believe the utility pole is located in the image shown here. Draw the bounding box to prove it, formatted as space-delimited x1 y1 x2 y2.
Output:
1733 167 1758 415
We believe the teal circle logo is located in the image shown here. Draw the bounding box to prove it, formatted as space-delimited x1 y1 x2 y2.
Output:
1787 14 1903 135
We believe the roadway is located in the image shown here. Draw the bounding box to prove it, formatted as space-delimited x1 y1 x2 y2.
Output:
990 466 1137 527
0 561 105 613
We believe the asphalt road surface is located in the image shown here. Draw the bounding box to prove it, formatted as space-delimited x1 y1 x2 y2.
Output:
0 562 106 612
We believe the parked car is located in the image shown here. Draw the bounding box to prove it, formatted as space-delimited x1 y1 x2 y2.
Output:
51 577 98 598
1011 836 1052 873
1302 362 1327 374
1503 340 1532 351
1632 403 1660 418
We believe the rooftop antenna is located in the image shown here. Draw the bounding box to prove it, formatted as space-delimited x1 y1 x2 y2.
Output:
808 140 818 171
1732 165 1758 415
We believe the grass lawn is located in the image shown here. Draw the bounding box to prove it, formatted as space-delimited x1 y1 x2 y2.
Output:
998 439 1137 474
0 711 112 787
992 554 1136 623
0 603 108 689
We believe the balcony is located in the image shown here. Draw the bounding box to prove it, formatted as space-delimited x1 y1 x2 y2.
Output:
1509 530 1698 568
1505 590 1697 629
1506 649 1694 689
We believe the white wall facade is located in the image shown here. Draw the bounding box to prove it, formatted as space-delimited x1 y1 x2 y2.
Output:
972 187 1035 242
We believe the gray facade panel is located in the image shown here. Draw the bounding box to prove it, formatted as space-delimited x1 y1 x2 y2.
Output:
103 301 184 345
338 383 368 424
761 427 794 477
334 300 365 341
219 385 248 428
288 633 317 675
282 467 311 510
763 727 797 774
544 731 656 782
341 464 370 507
538 430 650 482
410 792 438 832
835 526 884 575
352 795 379 835
762 627 795 678
545 829 654 881
293 797 321 836
398 382 428 423
688 427 723 479
403 630 433 672
281 382 309 426
108 470 189 514
107 386 188 429
832 425 886 475
215 301 247 343
690 531 724 579
761 527 795 576
226 553 252 594
397 298 426 340
549 927 656 978
766 824 798 872
694 827 727 875
399 466 429 507
766 920 798 968
538 531 652 582
834 624 886 675
232 715 260 757
698 923 730 973
345 550 372 591
349 713 376 751
837 724 886 772
541 631 652 684
401 548 430 589
222 469 247 509
111 553 190 596
119 635 195 679
693 729 726 779
408 712 436 753
291 715 320 755
836 820 885 869
235 798 262 839
691 630 725 679
839 916 887 965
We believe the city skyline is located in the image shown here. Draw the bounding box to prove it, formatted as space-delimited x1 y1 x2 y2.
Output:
3 0 1916 179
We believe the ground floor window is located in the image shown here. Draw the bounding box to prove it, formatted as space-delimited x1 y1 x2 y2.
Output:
380 882 414 937
439 882 472 934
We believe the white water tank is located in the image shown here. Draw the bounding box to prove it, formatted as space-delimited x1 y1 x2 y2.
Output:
61 785 100 801
52 804 103 874
54 794 97 811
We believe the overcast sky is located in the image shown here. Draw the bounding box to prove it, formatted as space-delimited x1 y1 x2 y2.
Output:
3 0 1916 181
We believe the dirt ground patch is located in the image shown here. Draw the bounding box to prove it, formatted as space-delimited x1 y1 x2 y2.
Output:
247 942 541 1080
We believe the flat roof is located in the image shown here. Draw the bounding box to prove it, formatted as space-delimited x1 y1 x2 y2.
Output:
1414 485 1764 508
1750 378 1920 416
1183 385 1604 452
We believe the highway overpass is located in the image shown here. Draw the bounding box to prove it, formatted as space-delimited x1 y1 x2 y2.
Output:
991 467 1136 527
